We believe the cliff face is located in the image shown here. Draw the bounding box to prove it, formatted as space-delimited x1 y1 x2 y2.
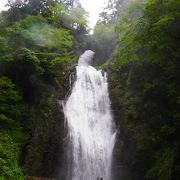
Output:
108 59 180 180
23 66 77 179
24 104 65 178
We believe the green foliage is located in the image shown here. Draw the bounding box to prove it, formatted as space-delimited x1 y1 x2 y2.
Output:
0 0 82 178
146 148 176 180
0 36 12 62
5 15 73 52
91 0 133 65
68 7 88 27
62 6 89 33
91 23 115 65
98 0 133 24
113 1 146 65
0 77 22 128
0 132 24 180
0 77 25 179
107 0 180 179
113 0 180 65
49 2 65 25
0 13 74 104
5 0 60 23
94 23 115 44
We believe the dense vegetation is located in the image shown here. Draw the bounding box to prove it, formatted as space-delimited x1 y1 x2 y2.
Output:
0 0 88 179
97 0 180 179
0 0 179 179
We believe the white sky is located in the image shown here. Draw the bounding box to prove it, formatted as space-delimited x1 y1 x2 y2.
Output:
0 0 8 11
0 0 108 28
79 0 108 28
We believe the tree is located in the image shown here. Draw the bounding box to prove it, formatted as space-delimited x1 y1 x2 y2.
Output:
98 0 132 24
106 0 180 179
0 77 24 180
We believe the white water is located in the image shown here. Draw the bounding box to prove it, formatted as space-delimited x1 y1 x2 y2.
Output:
64 50 116 180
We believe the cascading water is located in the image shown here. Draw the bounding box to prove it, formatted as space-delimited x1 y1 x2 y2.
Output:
63 50 116 180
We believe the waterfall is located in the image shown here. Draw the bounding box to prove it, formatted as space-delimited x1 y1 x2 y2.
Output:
63 50 116 180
